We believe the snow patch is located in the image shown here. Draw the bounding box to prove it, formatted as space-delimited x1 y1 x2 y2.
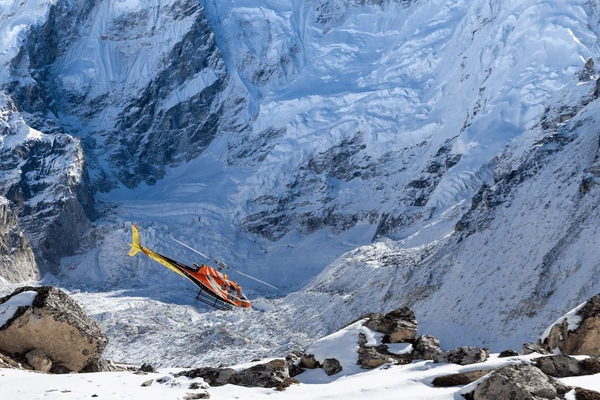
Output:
0 290 37 327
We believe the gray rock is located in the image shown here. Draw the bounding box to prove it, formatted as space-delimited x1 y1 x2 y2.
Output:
322 358 343 376
534 354 580 377
466 364 571 400
435 346 488 365
363 307 418 343
0 286 108 372
25 348 52 372
411 335 442 360
232 359 290 388
175 367 237 387
176 359 294 389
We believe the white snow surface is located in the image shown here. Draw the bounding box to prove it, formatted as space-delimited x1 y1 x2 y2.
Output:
2 352 600 399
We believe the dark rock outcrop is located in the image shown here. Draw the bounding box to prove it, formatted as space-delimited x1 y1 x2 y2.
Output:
299 354 321 369
176 359 296 389
322 358 343 376
176 367 236 387
0 286 108 372
435 346 489 365
0 95 95 274
498 349 519 358
285 352 304 377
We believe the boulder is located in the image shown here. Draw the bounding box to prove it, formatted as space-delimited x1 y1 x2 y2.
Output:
575 388 600 400
498 349 519 358
534 355 580 377
411 335 442 360
139 363 157 373
579 357 600 375
357 343 411 369
81 355 118 373
523 342 551 355
0 286 108 372
299 354 320 369
232 359 290 388
363 307 417 343
357 346 390 369
465 364 571 400
435 346 489 365
176 359 296 389
322 358 343 376
432 370 489 387
25 348 52 372
183 393 210 400
175 367 236 387
540 293 600 355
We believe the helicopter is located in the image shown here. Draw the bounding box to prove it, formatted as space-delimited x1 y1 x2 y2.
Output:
128 224 277 311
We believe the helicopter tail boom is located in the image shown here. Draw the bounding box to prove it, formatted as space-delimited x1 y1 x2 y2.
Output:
128 224 142 257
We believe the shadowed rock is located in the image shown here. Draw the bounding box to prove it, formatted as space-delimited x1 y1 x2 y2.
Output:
435 346 489 365
432 370 488 387
322 358 343 376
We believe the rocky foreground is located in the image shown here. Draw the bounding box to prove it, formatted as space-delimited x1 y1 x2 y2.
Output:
2 287 600 399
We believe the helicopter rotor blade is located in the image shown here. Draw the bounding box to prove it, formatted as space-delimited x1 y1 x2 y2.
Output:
171 237 221 265
171 236 279 290
231 270 279 289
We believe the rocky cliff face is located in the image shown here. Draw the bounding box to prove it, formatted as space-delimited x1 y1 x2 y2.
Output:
0 94 95 275
0 197 37 282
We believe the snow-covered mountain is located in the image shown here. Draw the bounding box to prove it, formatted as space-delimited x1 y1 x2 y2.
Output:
2 0 600 367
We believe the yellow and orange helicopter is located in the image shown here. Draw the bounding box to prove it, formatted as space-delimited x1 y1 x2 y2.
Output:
128 225 277 311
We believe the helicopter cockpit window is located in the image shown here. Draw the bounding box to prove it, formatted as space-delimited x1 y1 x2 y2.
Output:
227 285 238 300
221 283 227 291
